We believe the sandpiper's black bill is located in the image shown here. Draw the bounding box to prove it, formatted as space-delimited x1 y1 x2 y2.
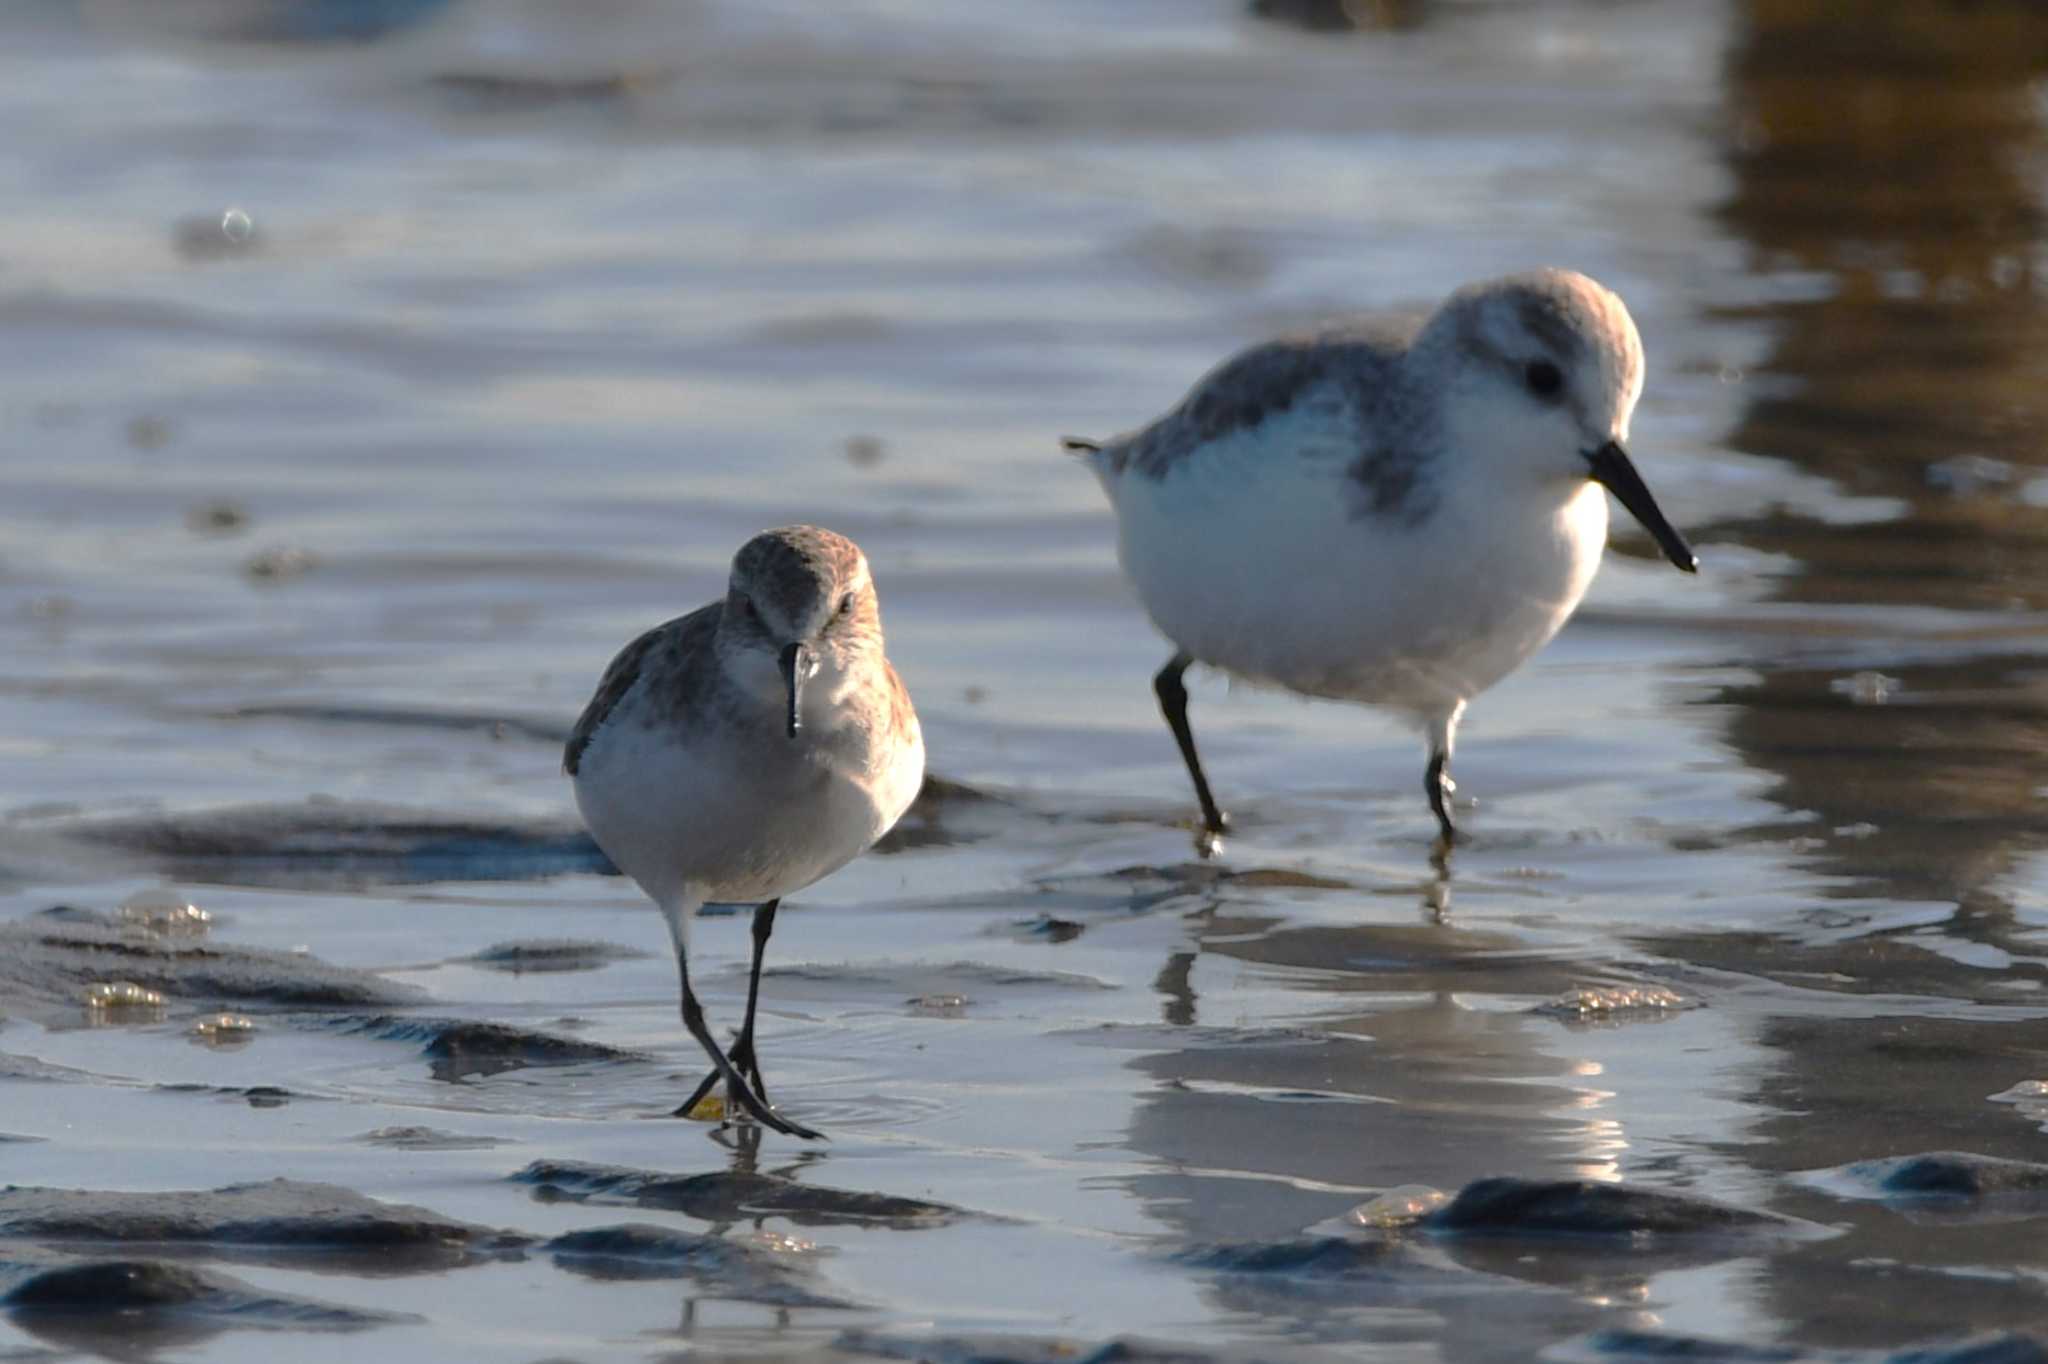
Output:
1585 441 1698 574
779 643 808 737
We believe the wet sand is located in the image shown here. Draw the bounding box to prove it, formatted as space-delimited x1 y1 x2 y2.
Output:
6 0 2048 1359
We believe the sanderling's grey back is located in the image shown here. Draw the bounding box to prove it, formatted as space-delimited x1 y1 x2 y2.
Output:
1071 268 1694 855
567 525 924 1139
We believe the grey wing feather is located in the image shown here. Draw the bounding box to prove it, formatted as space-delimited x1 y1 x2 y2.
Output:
562 603 721 776
1098 322 1409 481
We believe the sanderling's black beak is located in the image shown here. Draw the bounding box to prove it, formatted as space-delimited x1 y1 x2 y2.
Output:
779 643 809 738
1585 441 1698 574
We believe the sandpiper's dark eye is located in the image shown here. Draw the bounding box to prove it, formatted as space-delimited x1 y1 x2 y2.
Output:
1524 359 1564 399
834 592 854 620
737 597 758 624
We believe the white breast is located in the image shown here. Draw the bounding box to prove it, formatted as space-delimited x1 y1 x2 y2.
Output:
1103 443 1608 724
573 673 922 911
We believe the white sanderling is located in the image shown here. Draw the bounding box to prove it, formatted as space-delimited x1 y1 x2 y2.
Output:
1067 268 1696 854
566 526 925 1139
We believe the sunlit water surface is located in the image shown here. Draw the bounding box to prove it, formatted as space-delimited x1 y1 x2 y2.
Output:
5 1 2048 1360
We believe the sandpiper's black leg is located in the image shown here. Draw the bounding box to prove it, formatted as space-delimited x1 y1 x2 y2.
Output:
1425 748 1457 846
731 897 778 1096
1155 652 1229 856
675 973 819 1140
665 907 819 1141
678 899 778 1115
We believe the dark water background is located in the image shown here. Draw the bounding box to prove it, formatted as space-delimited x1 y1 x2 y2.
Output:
5 1 2048 1360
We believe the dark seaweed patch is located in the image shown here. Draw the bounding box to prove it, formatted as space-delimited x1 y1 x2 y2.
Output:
1423 1178 1813 1240
0 1178 530 1267
1567 1328 2048 1363
351 1126 512 1152
544 1224 851 1307
2 1257 407 1327
52 801 610 888
459 939 649 974
1171 1236 1403 1277
512 1160 971 1230
153 1082 306 1107
327 1016 645 1081
759 961 1115 993
836 1329 1267 1364
0 919 422 1021
1832 1152 2048 1200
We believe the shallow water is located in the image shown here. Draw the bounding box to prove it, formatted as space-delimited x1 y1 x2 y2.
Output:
5 0 2048 1359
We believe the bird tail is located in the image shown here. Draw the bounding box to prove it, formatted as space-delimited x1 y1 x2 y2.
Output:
1059 436 1101 455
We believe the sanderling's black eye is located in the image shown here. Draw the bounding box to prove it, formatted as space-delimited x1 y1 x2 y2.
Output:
1524 359 1564 400
834 592 854 620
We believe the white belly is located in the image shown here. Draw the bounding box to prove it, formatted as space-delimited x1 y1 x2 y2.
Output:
573 698 921 910
1109 457 1608 722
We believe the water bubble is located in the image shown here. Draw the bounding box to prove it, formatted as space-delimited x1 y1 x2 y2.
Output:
84 981 165 1013
1535 985 1688 1020
1829 671 1899 705
172 207 261 261
191 1013 256 1046
1344 1185 1450 1228
118 887 211 936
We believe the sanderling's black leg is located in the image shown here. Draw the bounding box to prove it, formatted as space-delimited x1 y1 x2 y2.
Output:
1155 652 1229 857
1425 748 1457 846
728 898 778 1098
678 899 779 1115
665 904 819 1141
